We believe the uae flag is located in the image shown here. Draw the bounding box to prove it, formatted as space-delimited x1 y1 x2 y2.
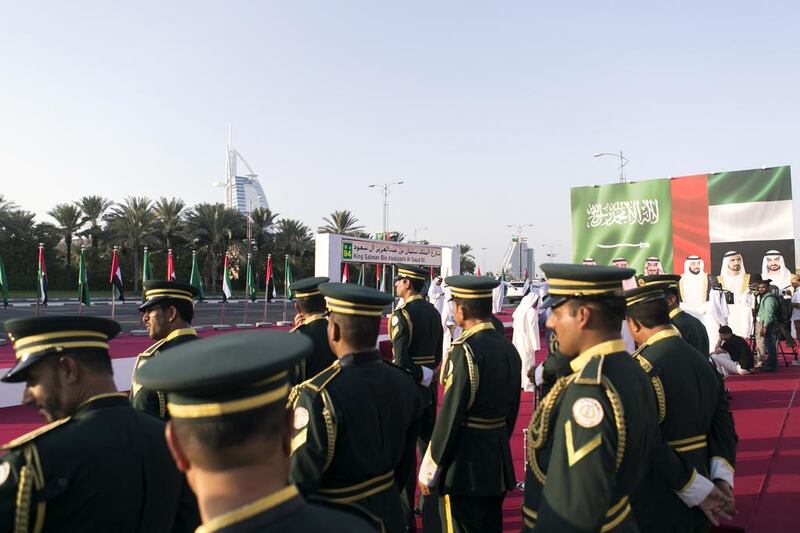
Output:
0 256 9 308
375 264 382 290
476 266 481 277
167 249 177 281
221 255 232 302
284 255 294 299
342 263 350 283
265 254 276 301
189 250 205 301
109 247 124 301
670 166 796 275
37 243 48 306
77 247 91 306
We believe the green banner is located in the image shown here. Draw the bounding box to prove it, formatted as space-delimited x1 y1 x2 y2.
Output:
571 179 673 269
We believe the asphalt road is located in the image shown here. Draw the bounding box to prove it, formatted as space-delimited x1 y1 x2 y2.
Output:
0 299 299 335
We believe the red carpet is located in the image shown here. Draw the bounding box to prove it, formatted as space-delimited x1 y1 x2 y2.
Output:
1 327 797 532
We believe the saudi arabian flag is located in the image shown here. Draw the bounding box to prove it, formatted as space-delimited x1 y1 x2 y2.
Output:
571 179 673 269
0 256 9 308
78 248 91 306
284 255 294 299
189 251 205 301
141 246 152 301
246 253 257 302
222 255 232 302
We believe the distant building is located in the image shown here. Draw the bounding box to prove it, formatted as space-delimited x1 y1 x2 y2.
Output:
224 126 269 214
501 239 535 279
230 175 268 214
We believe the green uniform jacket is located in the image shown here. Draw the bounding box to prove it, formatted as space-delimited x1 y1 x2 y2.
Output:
522 340 660 532
0 394 199 533
490 315 507 337
390 295 444 385
194 485 379 533
130 328 198 419
288 352 423 533
426 321 521 496
631 330 738 529
293 314 337 382
670 308 710 356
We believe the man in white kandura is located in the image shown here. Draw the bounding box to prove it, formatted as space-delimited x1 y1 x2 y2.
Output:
679 255 723 347
612 257 637 351
428 276 445 315
512 287 541 392
717 251 753 339
762 250 794 294
492 276 506 314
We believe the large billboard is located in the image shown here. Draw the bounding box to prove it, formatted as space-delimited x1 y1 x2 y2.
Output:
571 166 796 285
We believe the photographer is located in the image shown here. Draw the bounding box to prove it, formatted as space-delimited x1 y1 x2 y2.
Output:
755 279 780 372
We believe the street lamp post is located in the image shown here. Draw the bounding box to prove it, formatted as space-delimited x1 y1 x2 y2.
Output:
507 224 532 279
481 247 487 276
413 226 428 243
593 151 629 183
368 181 404 239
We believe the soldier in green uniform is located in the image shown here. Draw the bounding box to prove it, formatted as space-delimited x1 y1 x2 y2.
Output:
625 285 737 532
289 283 424 533
391 264 444 531
289 276 337 382
135 329 379 532
131 280 200 418
521 264 661 532
0 316 199 532
417 276 521 533
640 275 710 356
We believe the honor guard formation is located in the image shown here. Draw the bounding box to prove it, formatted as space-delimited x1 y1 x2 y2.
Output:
0 271 737 532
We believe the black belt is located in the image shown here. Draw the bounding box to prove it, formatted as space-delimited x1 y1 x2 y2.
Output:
318 471 394 503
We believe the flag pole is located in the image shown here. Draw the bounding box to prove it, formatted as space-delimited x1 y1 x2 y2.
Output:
35 243 42 318
262 254 271 323
111 246 117 320
282 254 288 323
244 252 250 324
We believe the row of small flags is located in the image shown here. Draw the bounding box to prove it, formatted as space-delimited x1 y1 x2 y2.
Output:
0 246 447 309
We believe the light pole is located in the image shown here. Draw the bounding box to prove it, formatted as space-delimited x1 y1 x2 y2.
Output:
368 181 404 239
413 226 428 243
507 224 532 279
481 247 487 275
593 151 629 183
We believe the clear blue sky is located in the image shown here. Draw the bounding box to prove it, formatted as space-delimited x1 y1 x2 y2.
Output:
2 1 799 273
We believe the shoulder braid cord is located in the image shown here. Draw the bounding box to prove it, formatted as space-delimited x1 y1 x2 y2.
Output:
462 343 479 409
157 391 167 419
320 389 337 472
15 445 46 533
633 354 667 424
526 375 626 484
400 308 413 346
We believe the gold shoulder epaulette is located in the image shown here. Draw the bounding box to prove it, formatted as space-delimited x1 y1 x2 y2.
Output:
2 417 72 450
301 361 342 393
575 355 604 385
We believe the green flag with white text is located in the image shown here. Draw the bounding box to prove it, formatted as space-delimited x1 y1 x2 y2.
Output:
246 253 257 302
189 251 205 301
142 247 152 301
284 255 294 299
571 179 673 268
78 248 91 306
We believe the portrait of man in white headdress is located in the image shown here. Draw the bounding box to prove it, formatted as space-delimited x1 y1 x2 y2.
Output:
644 256 665 275
718 251 753 338
762 250 793 293
611 257 638 291
679 255 709 309
582 257 597 266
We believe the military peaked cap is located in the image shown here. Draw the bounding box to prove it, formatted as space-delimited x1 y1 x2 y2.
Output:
289 277 330 298
541 263 634 308
445 275 499 299
319 283 392 317
396 264 429 281
139 280 199 311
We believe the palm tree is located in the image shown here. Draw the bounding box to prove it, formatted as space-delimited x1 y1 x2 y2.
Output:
106 196 157 292
458 243 477 274
319 210 365 236
153 197 186 250
47 203 84 266
185 203 246 292
275 219 313 258
250 207 279 250
76 196 113 249
0 195 17 221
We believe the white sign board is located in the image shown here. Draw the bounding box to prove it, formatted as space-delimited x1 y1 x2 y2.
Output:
341 238 441 266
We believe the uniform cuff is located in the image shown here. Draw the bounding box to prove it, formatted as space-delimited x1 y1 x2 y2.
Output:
418 444 440 488
711 456 735 489
534 365 544 386
420 366 434 387
675 470 714 507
